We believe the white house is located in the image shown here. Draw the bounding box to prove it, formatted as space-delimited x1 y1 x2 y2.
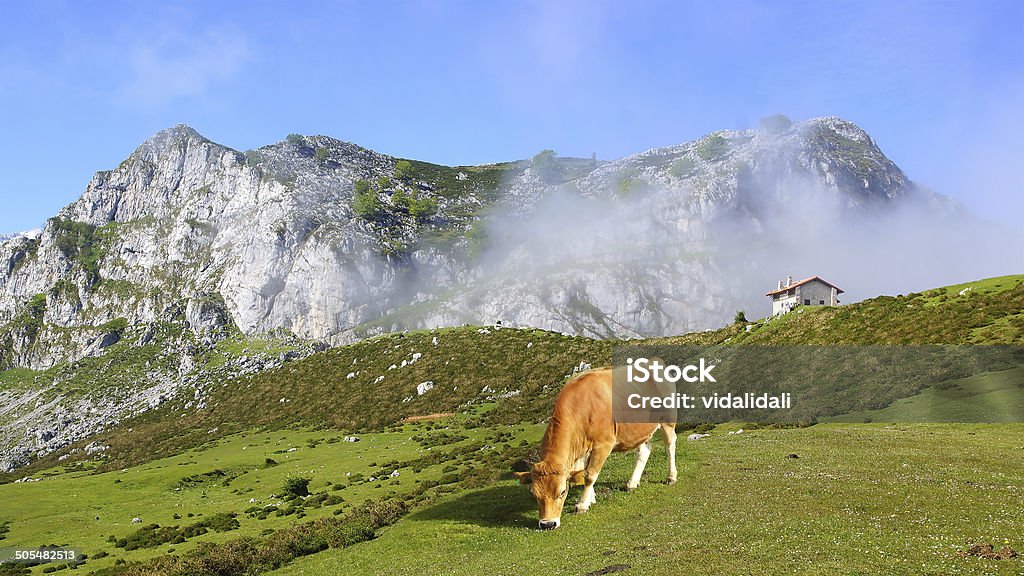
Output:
767 275 843 316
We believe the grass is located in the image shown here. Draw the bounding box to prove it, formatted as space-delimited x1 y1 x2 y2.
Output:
272 424 1024 576
0 413 541 574
826 367 1024 423
26 326 606 474
4 418 1022 575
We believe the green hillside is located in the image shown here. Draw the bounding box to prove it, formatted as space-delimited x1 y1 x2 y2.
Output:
1 274 1023 575
826 366 1024 423
5 274 1024 478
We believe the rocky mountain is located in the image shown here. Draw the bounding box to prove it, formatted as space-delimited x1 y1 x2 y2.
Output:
0 115 967 470
0 116 954 367
0 229 41 244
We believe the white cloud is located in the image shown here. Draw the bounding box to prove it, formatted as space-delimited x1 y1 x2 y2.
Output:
119 27 250 107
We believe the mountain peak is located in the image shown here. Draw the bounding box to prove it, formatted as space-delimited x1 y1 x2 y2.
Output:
152 123 207 142
132 124 220 160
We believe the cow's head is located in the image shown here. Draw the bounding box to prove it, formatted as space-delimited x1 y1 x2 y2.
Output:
513 461 586 530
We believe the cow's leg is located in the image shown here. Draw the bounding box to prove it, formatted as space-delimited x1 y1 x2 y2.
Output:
625 438 652 491
661 422 677 486
575 442 613 513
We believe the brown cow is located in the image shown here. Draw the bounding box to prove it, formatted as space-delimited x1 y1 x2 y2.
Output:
514 367 677 529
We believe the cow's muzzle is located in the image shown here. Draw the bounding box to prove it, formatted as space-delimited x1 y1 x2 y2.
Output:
538 519 560 530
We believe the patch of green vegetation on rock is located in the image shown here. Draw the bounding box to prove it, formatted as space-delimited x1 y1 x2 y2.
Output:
695 133 730 161
0 293 47 369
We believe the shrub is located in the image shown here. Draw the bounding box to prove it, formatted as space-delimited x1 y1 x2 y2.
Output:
393 160 414 182
695 134 730 161
392 189 411 210
114 513 239 550
99 317 129 335
314 147 329 163
734 310 748 324
408 196 438 223
286 134 305 147
352 180 385 222
96 500 408 576
531 149 562 182
283 476 311 498
27 293 47 318
670 157 698 178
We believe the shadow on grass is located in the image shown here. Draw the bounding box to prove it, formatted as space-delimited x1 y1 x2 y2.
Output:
410 484 537 528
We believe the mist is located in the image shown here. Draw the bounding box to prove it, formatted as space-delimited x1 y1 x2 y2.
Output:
453 162 1024 331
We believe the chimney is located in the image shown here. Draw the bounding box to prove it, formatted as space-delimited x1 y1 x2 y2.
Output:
777 280 783 290
786 275 792 287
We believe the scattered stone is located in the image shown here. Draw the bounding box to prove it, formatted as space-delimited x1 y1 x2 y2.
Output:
687 433 710 441
417 381 435 395
785 453 800 459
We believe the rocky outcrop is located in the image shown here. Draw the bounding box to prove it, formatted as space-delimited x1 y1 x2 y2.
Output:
0 117 958 368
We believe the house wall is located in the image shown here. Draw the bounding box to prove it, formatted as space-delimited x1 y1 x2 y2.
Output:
772 293 799 315
771 280 839 315
798 281 838 307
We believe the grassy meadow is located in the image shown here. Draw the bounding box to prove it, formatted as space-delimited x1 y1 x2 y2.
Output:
1 274 1023 575
275 423 1024 576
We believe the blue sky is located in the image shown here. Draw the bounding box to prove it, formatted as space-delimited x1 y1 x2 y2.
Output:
1 0 1022 233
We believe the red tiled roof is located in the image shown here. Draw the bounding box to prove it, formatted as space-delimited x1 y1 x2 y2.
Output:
766 276 844 297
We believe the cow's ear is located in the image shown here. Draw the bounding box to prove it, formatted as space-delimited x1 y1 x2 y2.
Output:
512 471 532 484
569 470 587 485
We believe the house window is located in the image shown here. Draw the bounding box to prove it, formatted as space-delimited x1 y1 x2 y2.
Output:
804 299 810 305
819 300 825 305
